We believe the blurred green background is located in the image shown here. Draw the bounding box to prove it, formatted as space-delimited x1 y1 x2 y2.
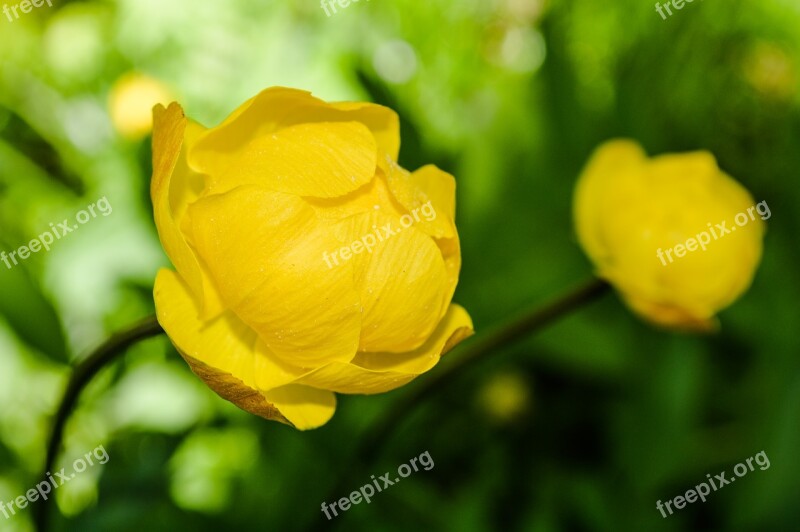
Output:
1 0 799 530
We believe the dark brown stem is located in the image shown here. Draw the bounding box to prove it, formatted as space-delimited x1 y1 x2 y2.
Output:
34 315 164 532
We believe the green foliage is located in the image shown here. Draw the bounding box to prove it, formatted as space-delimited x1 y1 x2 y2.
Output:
0 258 67 361
1 0 799 530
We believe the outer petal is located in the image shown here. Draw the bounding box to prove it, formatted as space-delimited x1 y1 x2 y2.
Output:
154 269 307 426
263 385 336 430
302 167 407 223
151 104 202 299
189 87 400 165
379 156 457 240
181 352 289 424
435 234 462 308
195 121 378 199
374 157 462 306
151 103 225 318
327 101 400 161
188 185 362 366
294 304 474 394
573 140 648 264
330 210 448 352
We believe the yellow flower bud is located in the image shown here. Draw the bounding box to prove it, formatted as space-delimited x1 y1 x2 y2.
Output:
573 140 766 331
151 88 473 429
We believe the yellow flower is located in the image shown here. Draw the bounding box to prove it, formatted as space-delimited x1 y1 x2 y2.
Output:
151 87 473 430
109 72 173 139
573 140 766 331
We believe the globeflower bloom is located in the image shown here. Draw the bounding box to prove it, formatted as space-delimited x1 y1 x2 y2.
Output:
151 88 473 429
573 140 766 331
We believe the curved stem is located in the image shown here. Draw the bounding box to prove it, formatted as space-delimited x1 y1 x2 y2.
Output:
35 280 609 530
34 315 164 532
313 277 610 523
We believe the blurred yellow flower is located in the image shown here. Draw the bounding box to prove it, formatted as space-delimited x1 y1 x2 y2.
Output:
109 73 173 139
573 140 766 331
151 88 473 430
477 371 531 424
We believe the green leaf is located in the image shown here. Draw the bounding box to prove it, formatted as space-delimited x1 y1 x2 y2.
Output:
0 260 68 362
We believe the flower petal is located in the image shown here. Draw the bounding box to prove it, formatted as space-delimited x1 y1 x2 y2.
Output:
573 140 648 264
329 210 448 352
197 121 377 199
154 269 306 424
294 304 474 394
380 156 457 239
327 101 400 161
151 103 226 319
302 167 406 223
190 87 399 164
188 185 362 366
151 104 201 295
435 234 462 310
155 269 304 387
371 158 463 301
263 385 337 430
